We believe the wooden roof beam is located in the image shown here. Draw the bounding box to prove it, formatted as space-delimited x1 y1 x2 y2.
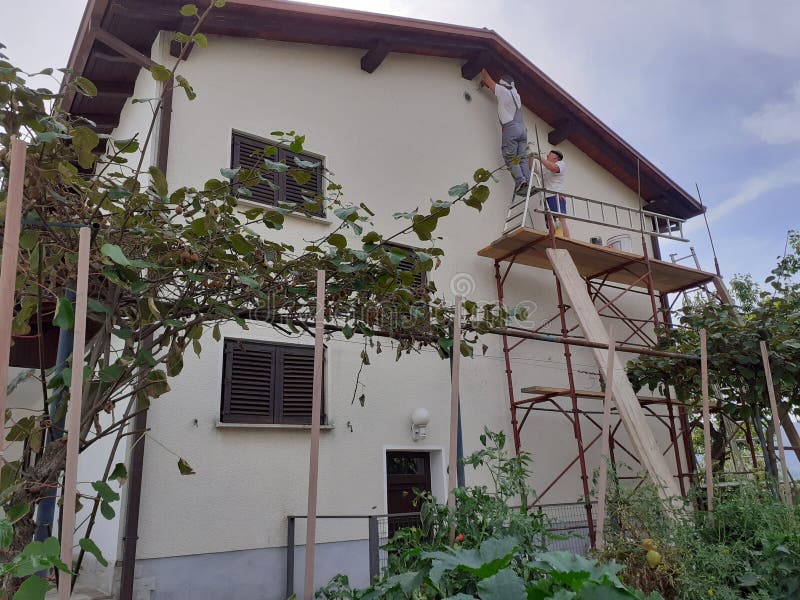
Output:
360 39 390 73
548 117 578 146
95 28 156 69
461 49 490 80
169 16 196 59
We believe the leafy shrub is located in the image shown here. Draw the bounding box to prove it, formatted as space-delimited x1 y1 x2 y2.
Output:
597 479 800 599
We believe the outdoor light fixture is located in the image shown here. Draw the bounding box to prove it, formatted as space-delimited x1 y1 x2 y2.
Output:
410 408 431 441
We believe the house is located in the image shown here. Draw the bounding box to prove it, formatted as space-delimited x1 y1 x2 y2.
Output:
40 0 718 597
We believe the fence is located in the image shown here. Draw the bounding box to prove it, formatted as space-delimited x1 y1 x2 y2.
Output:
286 503 594 596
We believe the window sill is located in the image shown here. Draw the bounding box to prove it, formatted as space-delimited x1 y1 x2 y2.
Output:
235 198 333 225
215 421 335 431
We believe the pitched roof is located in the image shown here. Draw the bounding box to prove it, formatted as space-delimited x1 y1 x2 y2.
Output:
65 0 704 218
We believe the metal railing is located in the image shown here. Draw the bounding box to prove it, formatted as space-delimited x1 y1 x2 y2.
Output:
285 503 595 595
504 177 688 243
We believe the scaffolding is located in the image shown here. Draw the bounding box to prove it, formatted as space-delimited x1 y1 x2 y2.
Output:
479 186 724 546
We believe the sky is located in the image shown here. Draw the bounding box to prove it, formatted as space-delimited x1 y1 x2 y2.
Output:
1 0 799 282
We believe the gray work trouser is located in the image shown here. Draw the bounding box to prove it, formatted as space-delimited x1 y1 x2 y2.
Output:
501 123 530 186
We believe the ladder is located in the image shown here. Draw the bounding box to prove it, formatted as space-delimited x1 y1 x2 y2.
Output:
503 173 542 234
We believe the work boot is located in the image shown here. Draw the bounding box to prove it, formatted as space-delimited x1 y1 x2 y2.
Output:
515 181 528 196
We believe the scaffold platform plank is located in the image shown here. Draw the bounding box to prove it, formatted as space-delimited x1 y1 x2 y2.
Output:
477 227 715 294
519 386 665 404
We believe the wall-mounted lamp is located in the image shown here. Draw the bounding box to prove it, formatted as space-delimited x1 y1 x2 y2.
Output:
410 408 431 441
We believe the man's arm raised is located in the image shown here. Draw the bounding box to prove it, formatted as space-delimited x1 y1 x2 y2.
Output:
480 68 496 92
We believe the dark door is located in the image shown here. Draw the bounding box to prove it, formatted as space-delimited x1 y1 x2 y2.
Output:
386 451 431 536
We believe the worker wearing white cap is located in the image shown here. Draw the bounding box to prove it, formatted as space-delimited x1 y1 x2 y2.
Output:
480 69 530 196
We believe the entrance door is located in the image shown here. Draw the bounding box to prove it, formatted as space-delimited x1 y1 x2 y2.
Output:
386 451 431 536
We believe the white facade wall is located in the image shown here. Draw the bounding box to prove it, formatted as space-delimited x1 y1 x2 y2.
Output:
93 32 688 595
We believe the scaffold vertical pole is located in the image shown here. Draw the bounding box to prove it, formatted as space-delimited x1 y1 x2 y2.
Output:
549 236 595 545
494 260 521 456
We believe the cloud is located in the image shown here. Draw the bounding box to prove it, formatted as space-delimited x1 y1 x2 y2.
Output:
742 81 800 144
685 157 800 233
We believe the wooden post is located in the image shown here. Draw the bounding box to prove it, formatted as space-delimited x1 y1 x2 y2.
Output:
58 227 91 600
303 270 325 600
595 325 616 550
760 341 793 507
700 328 713 515
448 296 462 540
0 137 26 463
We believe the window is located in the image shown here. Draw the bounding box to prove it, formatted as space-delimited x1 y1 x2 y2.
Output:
220 339 324 425
230 131 325 216
381 242 428 288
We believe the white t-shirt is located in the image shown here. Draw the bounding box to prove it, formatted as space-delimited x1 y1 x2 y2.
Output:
494 84 522 124
541 160 567 193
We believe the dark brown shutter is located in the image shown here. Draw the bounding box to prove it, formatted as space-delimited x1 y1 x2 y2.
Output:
276 346 321 424
231 133 279 206
282 149 324 215
221 340 275 423
231 132 324 216
383 243 428 288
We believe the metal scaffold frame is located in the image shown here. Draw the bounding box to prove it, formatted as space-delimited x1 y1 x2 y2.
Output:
487 187 725 548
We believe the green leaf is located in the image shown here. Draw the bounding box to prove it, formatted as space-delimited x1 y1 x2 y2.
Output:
79 538 108 567
476 568 526 600
143 370 170 398
334 206 358 222
101 243 131 266
176 74 196 100
52 297 75 331
178 457 196 475
192 33 208 48
473 167 492 183
109 462 128 485
172 32 191 44
212 324 221 342
289 167 311 185
71 125 99 152
214 0 226 6
448 182 469 197
6 502 30 524
0 519 12 549
113 138 139 153
179 4 198 16
12 575 53 600
74 76 97 97
149 166 168 196
99 501 115 520
99 363 124 382
239 275 259 289
91 481 120 504
230 234 254 254
150 64 172 82
327 233 347 249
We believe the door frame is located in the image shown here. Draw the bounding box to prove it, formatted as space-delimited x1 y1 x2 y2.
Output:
381 445 446 515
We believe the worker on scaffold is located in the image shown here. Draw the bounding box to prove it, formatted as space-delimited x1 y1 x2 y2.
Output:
533 149 570 238
480 69 530 196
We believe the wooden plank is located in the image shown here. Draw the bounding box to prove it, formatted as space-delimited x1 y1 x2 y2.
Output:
448 296 462 541
546 248 681 504
478 228 715 293
760 341 793 508
712 276 735 306
595 325 616 550
58 227 91 600
700 329 713 515
303 270 326 600
0 138 26 463
520 385 663 403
